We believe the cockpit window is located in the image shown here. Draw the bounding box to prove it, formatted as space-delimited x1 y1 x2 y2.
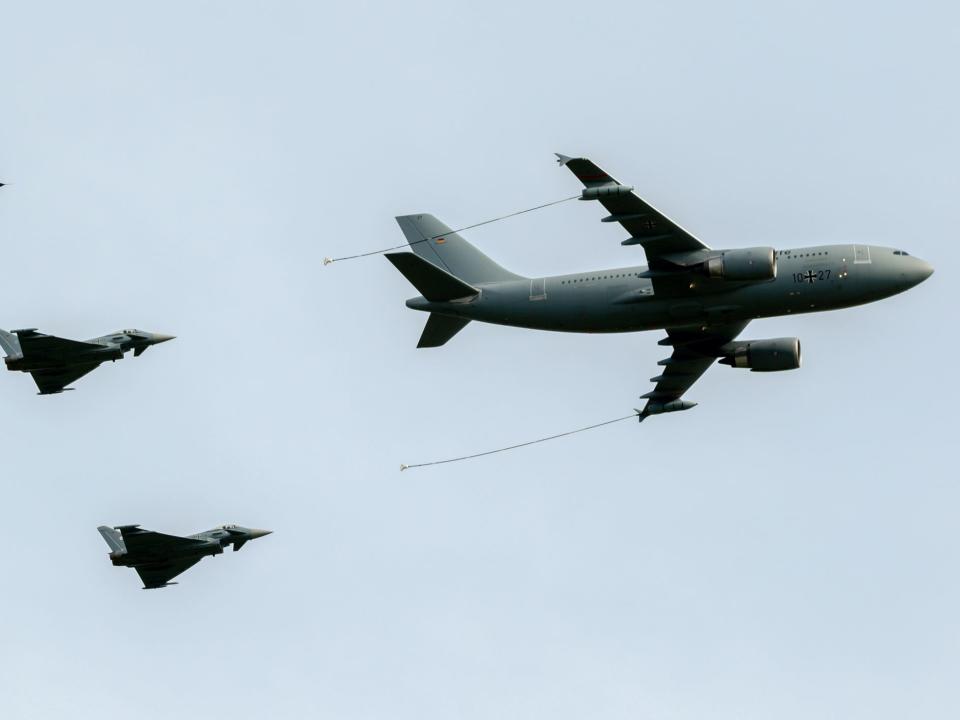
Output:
893 250 910 256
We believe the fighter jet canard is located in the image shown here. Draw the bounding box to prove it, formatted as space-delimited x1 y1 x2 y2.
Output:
0 328 174 394
386 154 933 421
98 524 272 589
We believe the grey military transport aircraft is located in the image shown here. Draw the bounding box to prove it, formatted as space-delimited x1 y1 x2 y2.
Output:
0 328 174 394
386 154 933 420
98 524 272 589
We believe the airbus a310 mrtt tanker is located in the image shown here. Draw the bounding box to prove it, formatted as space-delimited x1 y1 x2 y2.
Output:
386 154 933 420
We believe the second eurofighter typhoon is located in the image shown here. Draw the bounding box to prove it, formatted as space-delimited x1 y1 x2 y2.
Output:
98 524 272 589
0 328 174 394
387 155 933 420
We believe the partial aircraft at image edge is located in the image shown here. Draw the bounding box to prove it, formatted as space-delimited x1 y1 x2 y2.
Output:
386 154 933 420
0 328 174 394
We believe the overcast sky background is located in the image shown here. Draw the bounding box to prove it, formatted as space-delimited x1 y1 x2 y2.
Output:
1 2 957 718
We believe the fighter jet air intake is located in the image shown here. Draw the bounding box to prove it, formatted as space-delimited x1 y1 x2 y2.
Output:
97 524 273 589
386 154 933 420
0 328 174 394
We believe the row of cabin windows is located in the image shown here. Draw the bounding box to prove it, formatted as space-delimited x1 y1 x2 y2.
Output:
779 251 829 258
560 273 642 285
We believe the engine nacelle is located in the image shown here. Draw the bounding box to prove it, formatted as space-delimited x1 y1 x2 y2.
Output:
705 247 777 281
720 337 801 372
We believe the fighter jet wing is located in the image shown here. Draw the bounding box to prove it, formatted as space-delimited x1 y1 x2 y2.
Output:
135 557 204 589
29 363 102 394
14 330 103 361
639 321 749 420
118 526 212 557
556 154 709 268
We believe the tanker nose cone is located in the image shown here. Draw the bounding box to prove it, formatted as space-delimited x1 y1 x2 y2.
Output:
247 528 272 539
904 257 934 288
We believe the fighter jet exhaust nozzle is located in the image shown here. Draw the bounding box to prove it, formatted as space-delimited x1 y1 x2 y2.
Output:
704 247 777 282
719 338 801 372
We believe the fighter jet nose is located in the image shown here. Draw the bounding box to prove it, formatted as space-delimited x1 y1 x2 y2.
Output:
151 334 176 344
247 528 272 539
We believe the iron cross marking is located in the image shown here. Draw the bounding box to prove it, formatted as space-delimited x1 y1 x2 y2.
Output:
803 270 816 284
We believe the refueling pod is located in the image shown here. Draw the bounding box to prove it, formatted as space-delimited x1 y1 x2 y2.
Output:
637 399 698 421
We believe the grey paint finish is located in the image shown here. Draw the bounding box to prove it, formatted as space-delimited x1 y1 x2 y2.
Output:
388 156 933 419
0 328 174 394
97 524 272 589
404 244 931 332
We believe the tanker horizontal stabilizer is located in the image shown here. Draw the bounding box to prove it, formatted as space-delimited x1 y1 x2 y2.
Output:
418 314 471 348
385 252 478 302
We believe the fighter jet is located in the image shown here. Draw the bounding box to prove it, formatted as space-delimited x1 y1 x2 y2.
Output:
386 154 934 420
0 328 174 394
97 524 272 589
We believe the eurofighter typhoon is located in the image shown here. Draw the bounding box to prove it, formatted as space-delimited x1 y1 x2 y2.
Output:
98 524 272 589
0 328 174 394
386 155 933 420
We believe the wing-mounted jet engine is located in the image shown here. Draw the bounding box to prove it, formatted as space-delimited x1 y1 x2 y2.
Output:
648 248 778 284
718 337 801 371
703 248 777 281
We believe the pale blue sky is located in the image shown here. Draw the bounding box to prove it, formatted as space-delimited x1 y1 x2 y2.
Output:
1 1 957 718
